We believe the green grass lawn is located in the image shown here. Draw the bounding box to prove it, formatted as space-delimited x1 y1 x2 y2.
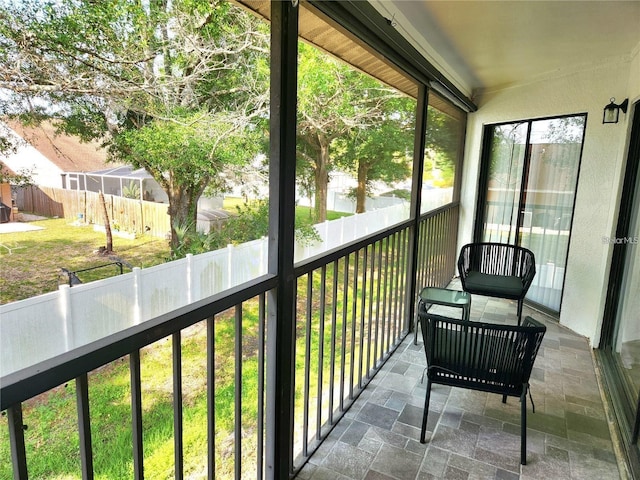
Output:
0 244 381 480
223 196 351 228
0 217 170 304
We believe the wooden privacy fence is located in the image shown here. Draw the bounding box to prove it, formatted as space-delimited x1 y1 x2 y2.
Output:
15 186 170 238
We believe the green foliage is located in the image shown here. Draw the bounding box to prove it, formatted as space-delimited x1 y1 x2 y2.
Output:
168 199 325 259
296 42 415 218
294 223 322 246
0 165 34 188
0 0 270 250
224 199 270 244
168 220 214 260
421 104 464 189
121 181 140 200
112 113 246 194
334 95 416 210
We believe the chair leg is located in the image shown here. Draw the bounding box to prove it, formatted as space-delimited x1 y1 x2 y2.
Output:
421 378 432 443
517 299 523 326
520 389 527 465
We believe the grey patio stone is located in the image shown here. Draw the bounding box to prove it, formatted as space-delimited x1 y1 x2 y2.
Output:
296 290 620 480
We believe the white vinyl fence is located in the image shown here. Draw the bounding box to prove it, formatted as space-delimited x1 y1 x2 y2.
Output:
1 203 410 377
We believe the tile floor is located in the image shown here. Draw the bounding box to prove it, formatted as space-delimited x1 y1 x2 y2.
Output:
297 284 623 480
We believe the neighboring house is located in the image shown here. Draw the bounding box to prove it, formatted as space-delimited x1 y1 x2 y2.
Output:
0 120 114 188
3 120 226 234
3 120 223 211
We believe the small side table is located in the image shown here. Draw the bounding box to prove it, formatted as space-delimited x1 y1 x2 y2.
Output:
414 287 471 344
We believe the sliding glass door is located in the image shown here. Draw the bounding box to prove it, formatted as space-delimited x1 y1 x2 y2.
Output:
599 100 640 476
477 115 586 314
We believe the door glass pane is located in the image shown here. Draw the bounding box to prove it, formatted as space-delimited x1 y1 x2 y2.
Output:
481 122 528 244
613 160 640 400
480 116 585 314
519 116 585 311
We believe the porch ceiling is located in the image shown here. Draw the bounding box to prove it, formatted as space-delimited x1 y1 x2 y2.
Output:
374 0 640 98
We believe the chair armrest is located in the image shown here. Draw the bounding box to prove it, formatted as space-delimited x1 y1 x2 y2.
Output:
522 316 544 330
519 251 536 293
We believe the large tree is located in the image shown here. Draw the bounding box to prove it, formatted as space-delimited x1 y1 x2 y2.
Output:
334 96 415 213
296 43 398 222
0 0 269 248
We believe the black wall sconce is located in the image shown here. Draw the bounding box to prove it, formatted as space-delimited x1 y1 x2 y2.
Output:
603 97 629 124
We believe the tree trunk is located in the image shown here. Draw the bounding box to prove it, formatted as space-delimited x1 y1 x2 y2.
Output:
314 141 330 222
167 187 198 250
99 191 113 252
356 161 369 214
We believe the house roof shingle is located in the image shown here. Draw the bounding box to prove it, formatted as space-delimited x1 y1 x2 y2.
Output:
6 120 111 173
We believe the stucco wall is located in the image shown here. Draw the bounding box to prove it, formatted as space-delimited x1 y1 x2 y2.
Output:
460 52 639 345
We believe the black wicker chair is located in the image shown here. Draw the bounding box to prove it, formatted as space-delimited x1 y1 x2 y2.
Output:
458 242 536 325
419 313 546 465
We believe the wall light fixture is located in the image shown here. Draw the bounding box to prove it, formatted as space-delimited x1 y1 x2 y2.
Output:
603 97 629 124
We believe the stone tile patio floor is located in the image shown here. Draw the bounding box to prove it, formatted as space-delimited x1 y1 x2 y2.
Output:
297 283 623 480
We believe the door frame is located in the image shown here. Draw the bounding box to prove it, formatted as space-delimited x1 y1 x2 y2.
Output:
474 114 587 316
597 99 640 477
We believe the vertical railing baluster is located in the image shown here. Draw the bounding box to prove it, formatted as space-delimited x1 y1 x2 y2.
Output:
358 246 369 388
303 273 313 456
340 254 349 411
395 230 402 340
435 212 442 284
399 228 409 337
452 207 460 277
257 295 266 480
235 305 242 480
393 231 401 346
424 217 432 285
389 232 399 343
7 403 28 480
440 212 447 283
426 217 434 286
432 213 439 284
207 316 215 480
423 216 429 286
400 229 407 340
349 250 359 399
380 234 391 362
172 332 183 480
76 373 94 480
366 242 376 378
419 217 428 289
130 350 144 480
329 260 339 425
317 265 326 440
416 218 424 290
374 238 384 367
385 235 398 352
